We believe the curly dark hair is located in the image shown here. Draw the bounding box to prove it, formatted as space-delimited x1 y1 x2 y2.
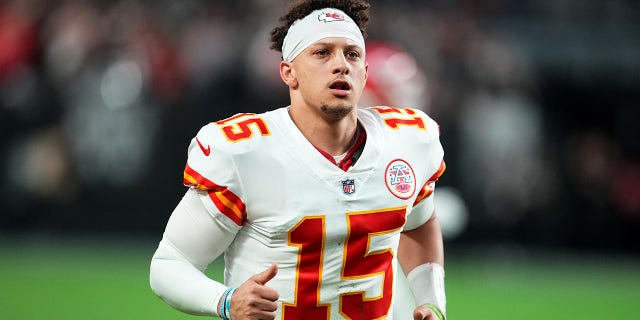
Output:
269 0 371 52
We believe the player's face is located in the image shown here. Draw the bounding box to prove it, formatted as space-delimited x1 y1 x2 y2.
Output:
289 37 368 119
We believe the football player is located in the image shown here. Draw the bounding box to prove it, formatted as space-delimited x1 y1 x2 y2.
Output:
360 41 430 112
150 1 447 319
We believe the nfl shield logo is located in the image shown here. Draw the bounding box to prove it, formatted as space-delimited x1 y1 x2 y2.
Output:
342 179 355 194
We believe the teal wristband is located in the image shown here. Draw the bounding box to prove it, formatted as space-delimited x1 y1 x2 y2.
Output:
425 304 445 320
224 288 236 320
219 288 233 320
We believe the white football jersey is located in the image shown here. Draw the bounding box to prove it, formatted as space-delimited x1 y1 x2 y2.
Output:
183 106 445 320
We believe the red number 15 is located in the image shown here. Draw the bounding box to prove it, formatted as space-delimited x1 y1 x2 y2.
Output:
282 208 406 320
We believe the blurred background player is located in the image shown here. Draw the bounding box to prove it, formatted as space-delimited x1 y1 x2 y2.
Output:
360 41 430 112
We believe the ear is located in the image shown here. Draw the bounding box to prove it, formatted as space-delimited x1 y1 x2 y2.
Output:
279 61 298 89
363 62 369 83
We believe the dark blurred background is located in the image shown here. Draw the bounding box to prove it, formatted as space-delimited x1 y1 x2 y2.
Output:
1 0 639 254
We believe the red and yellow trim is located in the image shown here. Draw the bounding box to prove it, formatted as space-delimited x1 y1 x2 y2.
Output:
183 163 246 226
414 160 446 206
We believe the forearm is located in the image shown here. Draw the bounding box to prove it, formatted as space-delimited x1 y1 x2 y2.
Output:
150 239 226 316
398 213 447 318
398 213 444 271
149 189 238 316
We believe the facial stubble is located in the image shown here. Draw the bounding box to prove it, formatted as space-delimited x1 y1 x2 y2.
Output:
320 104 353 120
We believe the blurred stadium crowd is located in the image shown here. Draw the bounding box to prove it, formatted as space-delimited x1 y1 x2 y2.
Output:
1 0 639 253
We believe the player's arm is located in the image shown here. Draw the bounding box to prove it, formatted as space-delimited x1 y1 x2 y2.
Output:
149 189 279 318
399 186 447 320
399 210 446 320
150 189 234 316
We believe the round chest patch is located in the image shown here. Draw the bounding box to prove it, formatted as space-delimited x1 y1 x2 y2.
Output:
385 159 417 199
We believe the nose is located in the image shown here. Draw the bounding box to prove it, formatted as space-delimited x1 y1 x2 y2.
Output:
332 53 350 75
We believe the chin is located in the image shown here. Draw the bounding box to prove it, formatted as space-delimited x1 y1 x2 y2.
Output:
320 104 353 119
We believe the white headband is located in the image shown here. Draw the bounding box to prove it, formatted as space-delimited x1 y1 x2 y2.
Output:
281 8 365 62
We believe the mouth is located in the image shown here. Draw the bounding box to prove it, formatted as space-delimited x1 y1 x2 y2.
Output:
329 80 351 96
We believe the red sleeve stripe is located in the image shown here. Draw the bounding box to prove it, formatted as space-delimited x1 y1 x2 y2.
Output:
208 188 245 226
413 160 446 206
183 163 246 226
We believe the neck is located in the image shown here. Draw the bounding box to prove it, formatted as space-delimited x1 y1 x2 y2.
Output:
288 104 359 156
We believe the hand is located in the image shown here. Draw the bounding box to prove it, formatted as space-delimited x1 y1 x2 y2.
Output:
413 305 442 320
230 264 280 320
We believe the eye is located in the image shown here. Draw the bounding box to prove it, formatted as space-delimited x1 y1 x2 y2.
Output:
314 49 330 57
346 50 361 59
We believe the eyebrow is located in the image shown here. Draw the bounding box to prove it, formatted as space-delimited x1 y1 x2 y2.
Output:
310 41 364 52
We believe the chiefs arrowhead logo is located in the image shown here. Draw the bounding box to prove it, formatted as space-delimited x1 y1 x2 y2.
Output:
195 137 211 156
318 11 346 23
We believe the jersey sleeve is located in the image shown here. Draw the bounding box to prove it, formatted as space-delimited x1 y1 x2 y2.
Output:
182 123 247 228
404 110 446 231
150 189 232 316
